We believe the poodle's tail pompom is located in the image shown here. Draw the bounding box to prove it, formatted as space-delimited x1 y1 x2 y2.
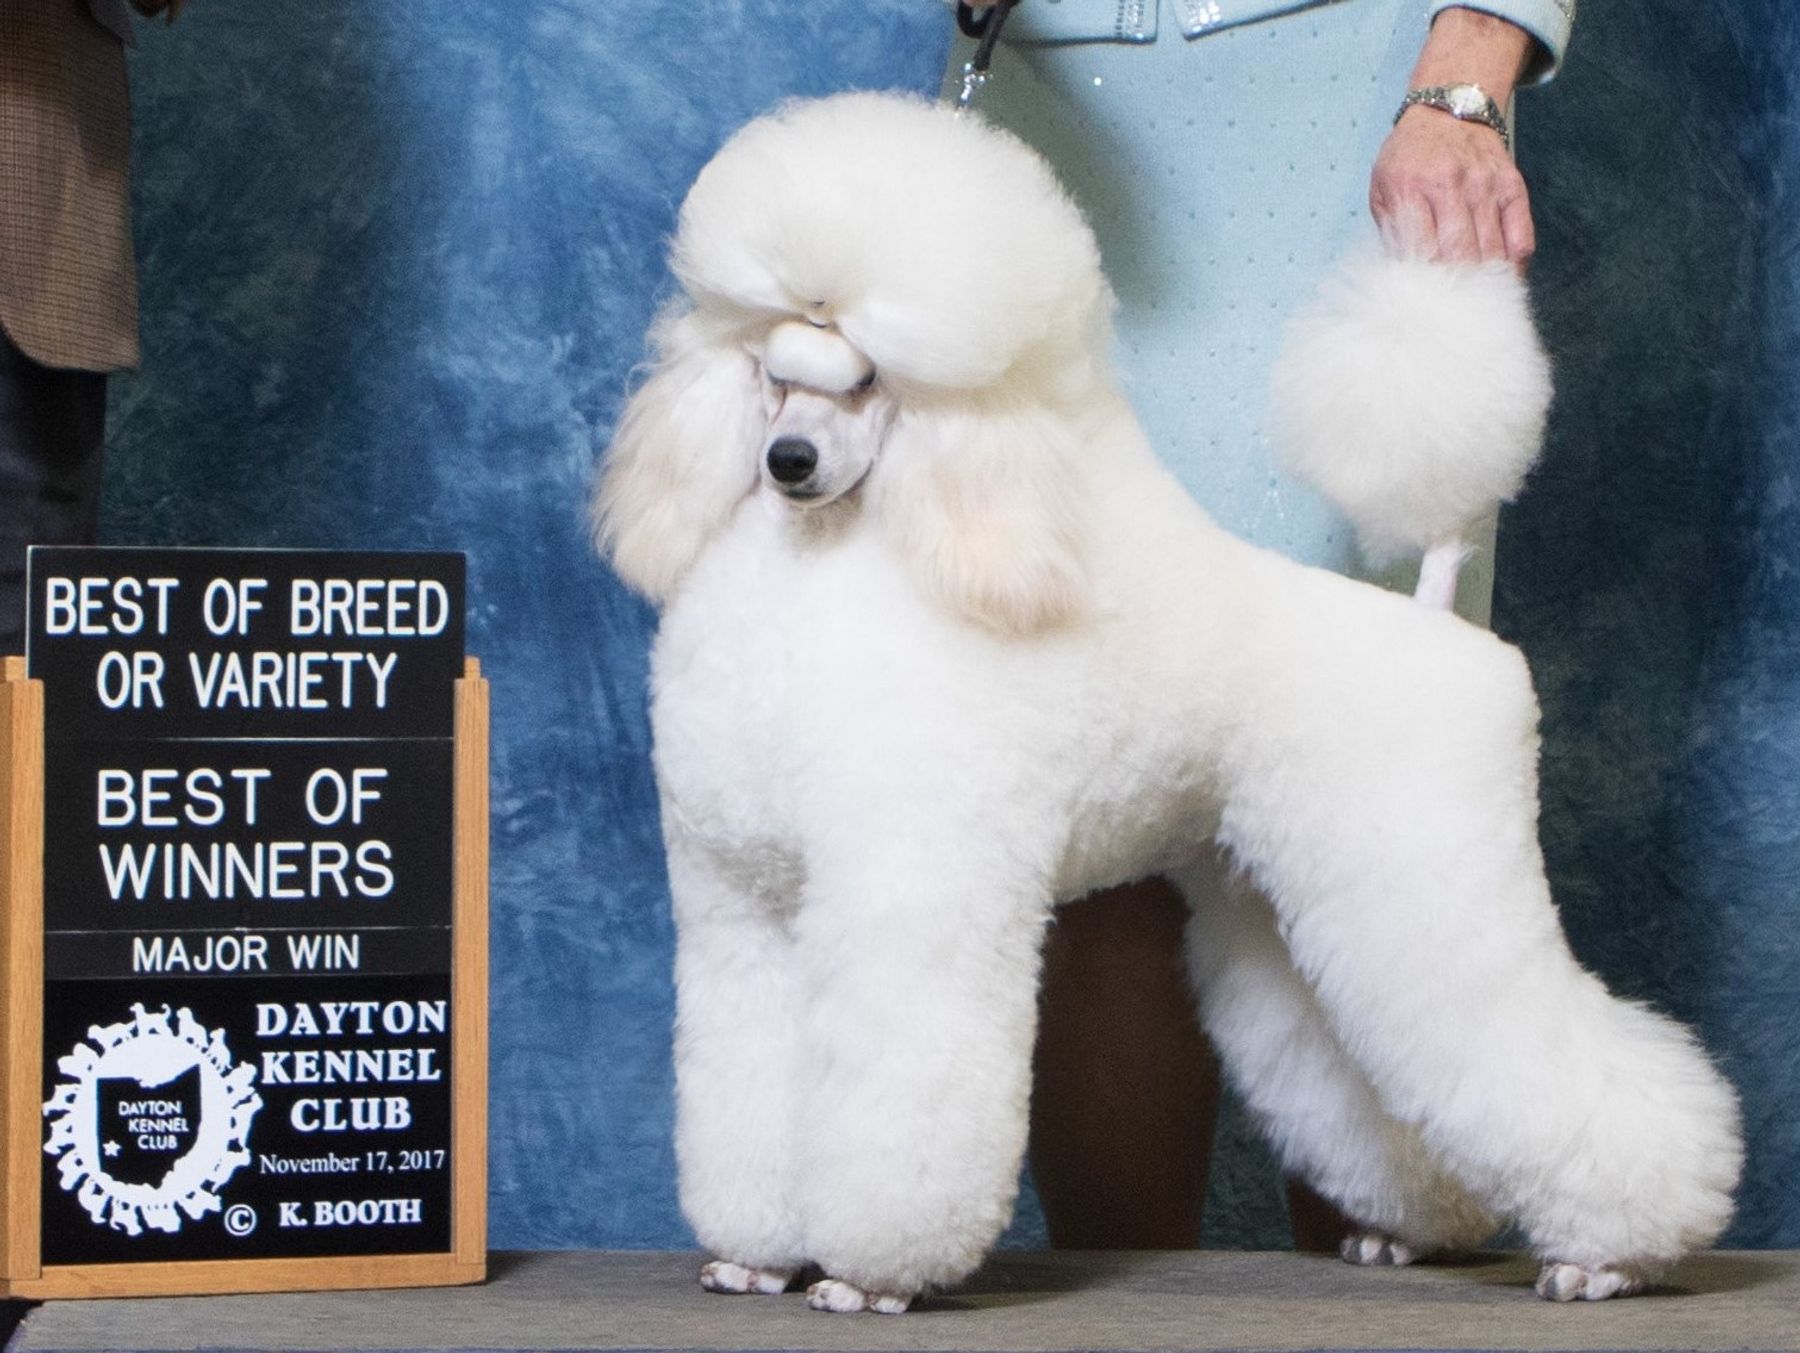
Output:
1269 253 1552 564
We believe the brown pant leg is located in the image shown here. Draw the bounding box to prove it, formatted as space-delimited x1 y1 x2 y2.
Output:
1030 877 1357 1252
1029 878 1216 1248
1286 1178 1354 1252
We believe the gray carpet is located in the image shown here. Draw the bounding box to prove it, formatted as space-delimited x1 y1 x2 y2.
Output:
9 1250 1799 1353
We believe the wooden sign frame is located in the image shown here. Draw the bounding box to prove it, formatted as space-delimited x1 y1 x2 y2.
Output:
0 654 488 1299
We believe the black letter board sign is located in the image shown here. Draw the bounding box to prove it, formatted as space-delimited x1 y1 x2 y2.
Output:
0 547 487 1298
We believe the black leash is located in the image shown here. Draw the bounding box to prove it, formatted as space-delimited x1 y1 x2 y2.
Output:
953 0 1020 113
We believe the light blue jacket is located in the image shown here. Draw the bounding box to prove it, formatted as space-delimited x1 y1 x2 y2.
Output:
1006 0 1573 81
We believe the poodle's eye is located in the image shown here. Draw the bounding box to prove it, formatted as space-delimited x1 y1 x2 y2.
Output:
853 370 876 394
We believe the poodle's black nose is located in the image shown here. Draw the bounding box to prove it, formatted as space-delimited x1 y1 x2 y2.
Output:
766 438 818 485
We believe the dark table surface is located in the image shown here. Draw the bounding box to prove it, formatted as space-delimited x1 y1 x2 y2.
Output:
8 1249 1799 1353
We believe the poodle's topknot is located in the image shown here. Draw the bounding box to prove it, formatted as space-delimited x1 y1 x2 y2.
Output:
672 92 1113 391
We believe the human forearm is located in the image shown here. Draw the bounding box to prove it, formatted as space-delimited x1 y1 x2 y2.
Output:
1408 7 1537 106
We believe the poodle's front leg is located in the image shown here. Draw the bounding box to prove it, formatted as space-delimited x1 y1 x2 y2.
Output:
667 837 805 1291
792 842 1051 1310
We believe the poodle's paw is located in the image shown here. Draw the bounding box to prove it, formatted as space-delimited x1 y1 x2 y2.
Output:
1535 1261 1645 1303
699 1260 794 1295
1338 1232 1420 1267
806 1277 913 1315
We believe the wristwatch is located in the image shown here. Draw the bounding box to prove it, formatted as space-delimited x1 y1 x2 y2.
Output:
1395 84 1511 152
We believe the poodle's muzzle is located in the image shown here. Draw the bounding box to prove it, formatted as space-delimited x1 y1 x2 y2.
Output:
759 320 892 507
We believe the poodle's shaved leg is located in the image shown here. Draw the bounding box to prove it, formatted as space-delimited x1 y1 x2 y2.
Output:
1535 1261 1647 1302
806 1278 912 1314
794 840 1051 1302
1413 536 1469 610
1340 1233 1420 1267
667 836 807 1278
1180 851 1494 1257
699 1260 795 1295
1216 633 1741 1279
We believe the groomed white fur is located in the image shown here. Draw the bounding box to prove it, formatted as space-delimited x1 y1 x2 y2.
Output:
595 92 1742 1309
1269 253 1552 563
765 320 872 395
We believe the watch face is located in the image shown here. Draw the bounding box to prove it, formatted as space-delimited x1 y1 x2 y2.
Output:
1446 85 1487 117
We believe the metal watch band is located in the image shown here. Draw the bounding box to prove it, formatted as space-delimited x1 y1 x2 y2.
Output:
1395 83 1511 152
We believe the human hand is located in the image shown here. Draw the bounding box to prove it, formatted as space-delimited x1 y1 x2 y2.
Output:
1370 108 1532 265
1372 7 1538 266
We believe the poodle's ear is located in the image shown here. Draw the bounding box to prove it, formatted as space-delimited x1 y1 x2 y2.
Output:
871 397 1087 637
592 310 762 602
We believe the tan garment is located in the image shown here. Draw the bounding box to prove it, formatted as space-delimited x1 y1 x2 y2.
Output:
0 0 138 371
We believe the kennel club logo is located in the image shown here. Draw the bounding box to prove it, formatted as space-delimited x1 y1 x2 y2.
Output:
43 1004 261 1236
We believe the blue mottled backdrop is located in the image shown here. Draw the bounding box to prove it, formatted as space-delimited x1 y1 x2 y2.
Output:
111 0 955 1251
1494 0 1800 1247
103 1 1799 1250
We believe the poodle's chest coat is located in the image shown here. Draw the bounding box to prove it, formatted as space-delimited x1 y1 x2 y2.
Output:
648 493 1225 903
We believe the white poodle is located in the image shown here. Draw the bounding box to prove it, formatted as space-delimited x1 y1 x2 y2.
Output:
593 92 1741 1314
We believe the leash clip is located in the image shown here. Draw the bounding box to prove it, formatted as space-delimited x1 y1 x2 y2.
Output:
952 0 1019 117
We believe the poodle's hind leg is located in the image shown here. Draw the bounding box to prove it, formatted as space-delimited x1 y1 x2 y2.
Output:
1216 615 1742 1294
1177 849 1495 1260
792 836 1052 1309
667 835 807 1292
